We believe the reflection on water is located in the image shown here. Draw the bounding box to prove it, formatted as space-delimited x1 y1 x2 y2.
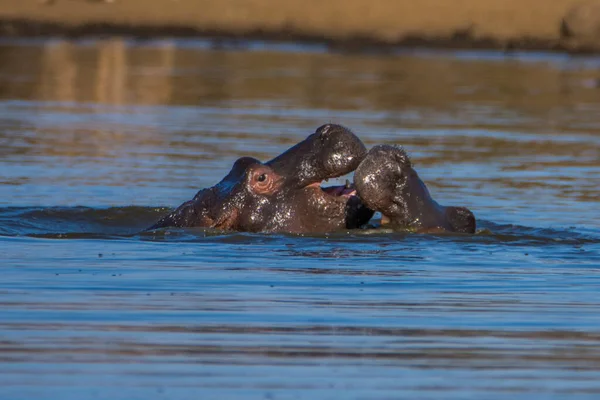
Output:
3 38 600 114
0 39 599 399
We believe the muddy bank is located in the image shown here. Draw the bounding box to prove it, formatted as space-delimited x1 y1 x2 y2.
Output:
1 0 600 53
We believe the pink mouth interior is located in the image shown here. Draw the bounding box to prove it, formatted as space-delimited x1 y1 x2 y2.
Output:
307 181 356 197
321 185 356 197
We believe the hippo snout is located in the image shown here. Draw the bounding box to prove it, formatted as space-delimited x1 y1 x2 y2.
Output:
267 124 367 188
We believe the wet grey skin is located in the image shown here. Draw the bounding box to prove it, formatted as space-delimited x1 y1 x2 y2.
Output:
148 124 374 233
353 145 476 234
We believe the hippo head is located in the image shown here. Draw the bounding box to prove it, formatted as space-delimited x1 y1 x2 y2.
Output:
353 145 476 233
149 124 374 233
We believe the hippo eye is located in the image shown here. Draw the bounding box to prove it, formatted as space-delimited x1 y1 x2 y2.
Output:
251 169 281 195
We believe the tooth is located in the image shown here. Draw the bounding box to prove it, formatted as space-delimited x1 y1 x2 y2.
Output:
345 179 350 189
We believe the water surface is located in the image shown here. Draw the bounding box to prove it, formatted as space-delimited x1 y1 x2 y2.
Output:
0 38 599 399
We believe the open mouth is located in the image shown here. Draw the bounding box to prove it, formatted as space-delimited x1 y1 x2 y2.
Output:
308 178 357 198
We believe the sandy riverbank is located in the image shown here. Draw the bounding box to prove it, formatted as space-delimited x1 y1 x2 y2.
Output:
1 0 600 53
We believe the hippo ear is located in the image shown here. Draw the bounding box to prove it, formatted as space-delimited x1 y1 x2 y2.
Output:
445 206 476 233
248 165 284 196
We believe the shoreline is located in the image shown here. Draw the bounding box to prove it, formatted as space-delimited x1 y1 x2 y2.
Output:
1 0 600 54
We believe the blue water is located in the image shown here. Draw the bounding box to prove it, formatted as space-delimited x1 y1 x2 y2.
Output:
0 38 599 399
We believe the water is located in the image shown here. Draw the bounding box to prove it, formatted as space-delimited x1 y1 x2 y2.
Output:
0 38 599 399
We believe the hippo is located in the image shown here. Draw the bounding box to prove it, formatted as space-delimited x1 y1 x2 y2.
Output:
353 145 476 233
149 124 374 233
